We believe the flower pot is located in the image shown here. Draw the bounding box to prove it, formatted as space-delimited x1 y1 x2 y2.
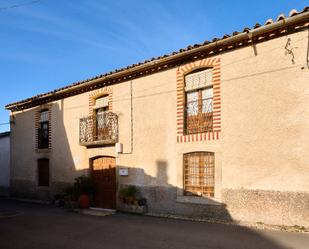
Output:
125 196 135 205
78 194 90 209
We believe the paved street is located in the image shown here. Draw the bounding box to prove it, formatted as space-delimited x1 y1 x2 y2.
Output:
0 199 308 249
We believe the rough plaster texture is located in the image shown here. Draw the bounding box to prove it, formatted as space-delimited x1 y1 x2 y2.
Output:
222 188 309 227
9 29 309 226
221 31 309 192
0 135 10 196
119 184 232 221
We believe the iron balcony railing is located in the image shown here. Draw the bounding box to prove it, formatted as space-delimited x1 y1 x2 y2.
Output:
79 112 118 146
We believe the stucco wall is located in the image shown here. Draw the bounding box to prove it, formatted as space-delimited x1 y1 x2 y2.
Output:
0 134 10 196
9 28 309 226
221 30 309 192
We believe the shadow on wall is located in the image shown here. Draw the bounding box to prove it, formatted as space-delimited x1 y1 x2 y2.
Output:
83 160 291 249
118 160 232 222
10 101 88 200
8 100 294 249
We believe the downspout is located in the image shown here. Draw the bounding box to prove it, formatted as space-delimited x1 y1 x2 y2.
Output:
122 80 134 154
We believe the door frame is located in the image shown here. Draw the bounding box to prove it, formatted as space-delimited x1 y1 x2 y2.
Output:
89 155 117 209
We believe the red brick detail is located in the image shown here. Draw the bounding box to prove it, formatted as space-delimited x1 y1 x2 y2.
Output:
35 104 52 153
176 56 221 143
89 87 113 115
88 87 113 133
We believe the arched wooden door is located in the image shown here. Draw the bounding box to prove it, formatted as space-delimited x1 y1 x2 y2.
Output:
91 156 116 209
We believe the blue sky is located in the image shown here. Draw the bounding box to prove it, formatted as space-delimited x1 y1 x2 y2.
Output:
0 0 307 132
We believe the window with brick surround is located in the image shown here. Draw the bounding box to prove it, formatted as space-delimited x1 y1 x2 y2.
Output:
94 96 109 140
183 152 215 197
184 68 213 134
38 158 49 187
38 110 49 149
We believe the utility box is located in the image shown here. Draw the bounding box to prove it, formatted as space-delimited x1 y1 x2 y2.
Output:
115 143 123 154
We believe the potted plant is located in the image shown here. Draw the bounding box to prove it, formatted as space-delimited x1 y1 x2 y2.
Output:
73 175 95 209
119 185 137 205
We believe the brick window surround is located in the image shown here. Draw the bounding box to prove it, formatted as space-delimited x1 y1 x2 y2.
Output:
88 87 113 116
176 57 221 143
35 106 52 151
87 87 113 137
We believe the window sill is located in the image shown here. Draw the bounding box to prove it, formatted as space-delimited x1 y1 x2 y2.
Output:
36 148 51 153
176 195 222 206
37 186 50 190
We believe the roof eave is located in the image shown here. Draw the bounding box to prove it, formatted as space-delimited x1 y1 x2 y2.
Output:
5 9 309 112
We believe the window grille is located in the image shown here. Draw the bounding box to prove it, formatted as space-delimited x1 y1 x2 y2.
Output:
38 110 50 149
40 110 49 122
184 69 213 135
185 69 212 91
183 152 215 197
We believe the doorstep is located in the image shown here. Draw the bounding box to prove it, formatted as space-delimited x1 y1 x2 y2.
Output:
78 207 116 217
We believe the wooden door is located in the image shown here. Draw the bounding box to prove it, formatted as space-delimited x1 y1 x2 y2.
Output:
92 157 116 209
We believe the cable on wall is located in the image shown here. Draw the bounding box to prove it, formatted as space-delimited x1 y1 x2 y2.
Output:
122 80 134 154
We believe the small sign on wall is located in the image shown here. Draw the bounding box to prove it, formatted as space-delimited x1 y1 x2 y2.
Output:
119 168 129 176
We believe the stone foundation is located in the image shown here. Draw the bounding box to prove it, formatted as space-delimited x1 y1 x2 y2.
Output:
222 188 309 227
11 180 309 227
119 185 232 222
119 185 309 227
11 180 72 201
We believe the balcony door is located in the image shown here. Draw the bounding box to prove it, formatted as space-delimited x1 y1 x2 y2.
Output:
91 156 116 209
96 107 108 140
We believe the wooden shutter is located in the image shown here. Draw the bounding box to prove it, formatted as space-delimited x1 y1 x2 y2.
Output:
38 159 49 187
183 152 214 197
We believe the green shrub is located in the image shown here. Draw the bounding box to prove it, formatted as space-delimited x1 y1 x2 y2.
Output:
73 175 95 196
119 185 137 198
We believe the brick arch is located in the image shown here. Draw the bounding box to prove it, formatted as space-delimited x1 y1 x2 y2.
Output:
176 57 221 143
88 87 113 116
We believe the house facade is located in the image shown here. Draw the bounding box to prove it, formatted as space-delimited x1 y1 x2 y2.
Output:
6 8 309 226
0 132 10 196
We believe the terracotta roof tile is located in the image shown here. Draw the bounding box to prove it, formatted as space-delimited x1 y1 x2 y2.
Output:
276 13 286 21
265 18 274 25
5 6 309 110
289 9 298 16
254 23 262 29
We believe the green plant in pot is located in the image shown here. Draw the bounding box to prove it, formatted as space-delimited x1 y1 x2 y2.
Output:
119 185 137 205
74 175 95 209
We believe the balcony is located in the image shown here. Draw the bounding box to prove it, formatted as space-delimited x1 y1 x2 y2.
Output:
79 112 118 147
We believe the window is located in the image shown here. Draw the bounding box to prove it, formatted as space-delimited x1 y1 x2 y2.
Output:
38 110 49 149
94 96 109 140
38 159 49 187
185 68 213 134
183 152 215 197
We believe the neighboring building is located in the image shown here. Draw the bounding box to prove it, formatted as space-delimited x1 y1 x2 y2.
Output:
5 8 309 226
0 132 10 196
